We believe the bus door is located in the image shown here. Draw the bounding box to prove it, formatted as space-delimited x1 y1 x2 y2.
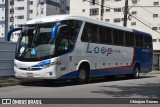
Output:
55 26 71 78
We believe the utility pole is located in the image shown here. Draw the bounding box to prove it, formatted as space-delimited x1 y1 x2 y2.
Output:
100 0 105 20
123 0 129 27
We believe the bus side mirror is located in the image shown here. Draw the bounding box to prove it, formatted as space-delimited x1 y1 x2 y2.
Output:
51 24 67 40
7 28 22 41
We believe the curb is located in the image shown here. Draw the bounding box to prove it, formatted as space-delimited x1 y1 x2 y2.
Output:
140 71 160 76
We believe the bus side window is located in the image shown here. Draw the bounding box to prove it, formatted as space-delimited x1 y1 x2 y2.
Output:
113 29 119 45
81 23 91 42
125 32 135 47
144 36 152 49
91 24 98 43
99 26 106 44
105 28 112 44
81 22 98 43
119 30 125 46
135 34 144 48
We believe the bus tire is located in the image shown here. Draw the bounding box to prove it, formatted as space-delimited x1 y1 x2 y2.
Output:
127 66 140 79
76 66 89 84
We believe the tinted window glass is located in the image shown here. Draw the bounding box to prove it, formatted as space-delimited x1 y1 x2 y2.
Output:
81 22 98 43
135 34 144 47
92 24 98 43
119 30 124 45
99 26 106 43
106 28 112 44
113 29 119 45
144 36 152 49
125 32 135 47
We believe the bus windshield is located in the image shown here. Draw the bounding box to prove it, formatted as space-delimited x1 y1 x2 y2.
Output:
15 20 82 61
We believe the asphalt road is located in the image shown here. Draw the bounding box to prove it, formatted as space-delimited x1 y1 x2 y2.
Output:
0 74 160 98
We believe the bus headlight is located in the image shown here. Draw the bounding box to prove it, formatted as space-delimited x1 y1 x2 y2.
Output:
42 62 56 69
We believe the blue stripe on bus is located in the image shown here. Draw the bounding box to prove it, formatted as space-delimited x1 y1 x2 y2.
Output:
58 70 78 80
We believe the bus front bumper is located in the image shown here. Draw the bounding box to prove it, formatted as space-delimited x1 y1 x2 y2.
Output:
14 66 57 79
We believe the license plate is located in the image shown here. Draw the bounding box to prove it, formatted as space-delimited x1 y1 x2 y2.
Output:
26 73 33 77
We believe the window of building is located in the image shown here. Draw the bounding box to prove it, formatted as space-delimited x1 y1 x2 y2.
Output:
106 9 110 12
154 2 159 6
10 8 14 14
2 0 4 3
131 22 136 26
115 0 121 1
153 39 157 42
82 9 85 12
105 19 110 22
114 18 121 23
2 8 4 11
29 10 33 13
152 27 158 30
121 18 124 21
30 1 33 5
90 0 99 5
90 8 99 16
41 8 44 14
153 14 158 18
10 17 14 22
2 17 4 19
114 8 121 12
16 7 24 10
132 0 137 4
17 0 24 1
10 1 14 5
131 11 137 15
17 15 24 19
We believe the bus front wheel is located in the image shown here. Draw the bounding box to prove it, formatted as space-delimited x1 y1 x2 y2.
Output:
76 67 89 84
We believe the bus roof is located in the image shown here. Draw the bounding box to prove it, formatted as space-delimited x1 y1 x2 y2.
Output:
26 14 151 36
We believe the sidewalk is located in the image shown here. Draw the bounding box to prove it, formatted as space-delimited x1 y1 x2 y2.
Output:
0 76 42 87
0 71 160 87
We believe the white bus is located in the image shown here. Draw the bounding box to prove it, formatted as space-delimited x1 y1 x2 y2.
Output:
14 15 153 84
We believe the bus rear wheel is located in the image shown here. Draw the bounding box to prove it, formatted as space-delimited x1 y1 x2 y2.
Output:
127 66 140 79
76 67 89 84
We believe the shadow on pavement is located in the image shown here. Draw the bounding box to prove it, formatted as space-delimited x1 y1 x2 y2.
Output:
20 75 157 88
90 81 160 98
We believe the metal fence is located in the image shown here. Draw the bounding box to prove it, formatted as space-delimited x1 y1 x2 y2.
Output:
0 42 16 76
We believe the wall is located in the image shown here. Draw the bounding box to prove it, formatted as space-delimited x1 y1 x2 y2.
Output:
0 42 16 76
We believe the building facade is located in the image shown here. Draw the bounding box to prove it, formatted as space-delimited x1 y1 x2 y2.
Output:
70 0 160 70
0 0 70 42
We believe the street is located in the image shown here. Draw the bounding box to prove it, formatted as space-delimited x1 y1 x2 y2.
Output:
0 74 160 98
